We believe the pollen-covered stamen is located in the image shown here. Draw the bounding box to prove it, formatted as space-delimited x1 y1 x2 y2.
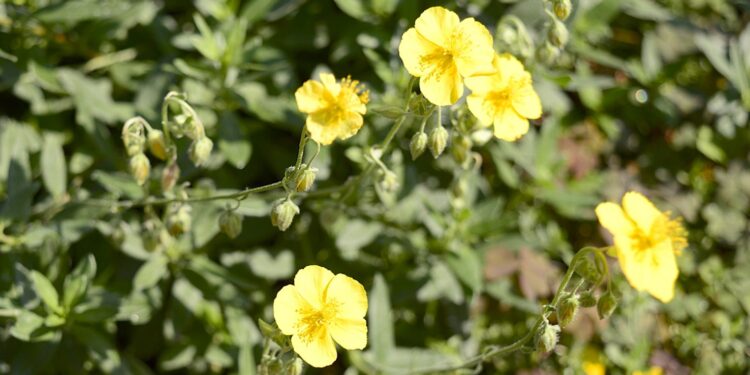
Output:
294 302 341 344
629 213 688 259
340 76 370 105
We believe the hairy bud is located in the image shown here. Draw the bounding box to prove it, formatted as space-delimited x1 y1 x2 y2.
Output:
161 162 180 192
410 131 428 160
122 118 146 156
548 19 569 47
597 290 618 319
189 137 213 166
219 210 243 239
295 167 317 192
129 153 150 186
536 319 560 353
451 135 473 165
557 294 580 327
271 199 299 232
428 126 448 158
537 42 560 65
167 205 192 236
580 291 597 307
147 129 168 160
553 0 572 20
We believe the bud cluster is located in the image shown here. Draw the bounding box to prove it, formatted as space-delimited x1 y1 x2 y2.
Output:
495 16 535 61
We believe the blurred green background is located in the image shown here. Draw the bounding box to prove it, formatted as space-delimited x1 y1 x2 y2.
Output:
0 0 749 374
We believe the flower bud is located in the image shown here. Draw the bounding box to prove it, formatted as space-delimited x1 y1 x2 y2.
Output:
537 42 560 65
580 291 597 307
295 167 317 192
597 290 618 319
553 0 572 20
410 131 428 160
536 319 560 353
548 19 569 47
451 135 472 164
167 205 192 236
129 153 151 186
219 210 242 239
147 129 168 160
575 256 602 284
122 118 146 156
271 199 299 232
189 137 213 166
428 126 448 158
161 162 180 192
495 16 535 60
379 170 399 193
557 294 580 327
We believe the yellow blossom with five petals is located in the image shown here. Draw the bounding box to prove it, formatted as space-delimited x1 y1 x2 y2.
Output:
273 265 368 368
295 73 369 145
398 6 495 106
464 53 542 141
595 192 687 302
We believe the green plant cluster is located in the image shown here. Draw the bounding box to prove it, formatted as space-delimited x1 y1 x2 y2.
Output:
0 0 748 374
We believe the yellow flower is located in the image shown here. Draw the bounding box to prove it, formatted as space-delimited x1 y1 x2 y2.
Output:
582 347 605 375
595 191 687 302
633 367 664 375
464 53 542 141
398 6 494 106
273 265 368 368
295 73 369 145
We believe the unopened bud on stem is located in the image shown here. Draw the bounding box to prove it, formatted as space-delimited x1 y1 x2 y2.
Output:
189 137 213 166
295 167 317 192
271 199 299 232
597 290 618 319
410 131 428 160
553 0 572 20
167 205 192 236
548 18 569 47
557 294 580 327
536 319 560 353
428 126 448 158
122 118 146 156
219 210 243 239
147 129 168 160
129 153 150 186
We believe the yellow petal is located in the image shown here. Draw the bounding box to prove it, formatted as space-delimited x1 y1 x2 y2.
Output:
622 191 663 233
273 285 310 335
466 93 492 126
325 274 368 319
399 28 440 77
419 65 463 106
464 73 502 96
329 317 367 350
617 240 678 303
595 202 633 237
306 111 363 145
414 6 459 47
492 107 529 141
294 265 335 309
453 18 495 77
295 80 328 114
319 73 340 96
291 329 337 368
494 53 526 82
511 82 542 119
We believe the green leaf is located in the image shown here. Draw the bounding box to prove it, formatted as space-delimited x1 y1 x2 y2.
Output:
192 14 221 61
335 219 382 260
30 270 62 314
444 247 483 293
368 274 394 363
63 254 97 312
70 325 124 373
218 112 252 169
41 133 67 199
133 254 168 291
238 344 256 375
91 171 145 199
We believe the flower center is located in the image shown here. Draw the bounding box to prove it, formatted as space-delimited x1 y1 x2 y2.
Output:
296 302 339 343
629 214 687 262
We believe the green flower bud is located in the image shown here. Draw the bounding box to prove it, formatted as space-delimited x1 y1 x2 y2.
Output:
271 199 299 232
580 291 597 307
548 19 569 47
410 131 428 160
289 358 303 375
537 42 560 65
129 153 151 186
219 210 242 239
122 118 146 156
575 256 602 284
495 16 535 60
161 162 180 192
536 319 560 353
451 135 473 164
167 205 192 236
597 290 618 319
553 0 572 20
557 294 580 327
428 126 448 158
379 170 399 193
189 137 213 166
147 129 168 160
295 167 317 192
